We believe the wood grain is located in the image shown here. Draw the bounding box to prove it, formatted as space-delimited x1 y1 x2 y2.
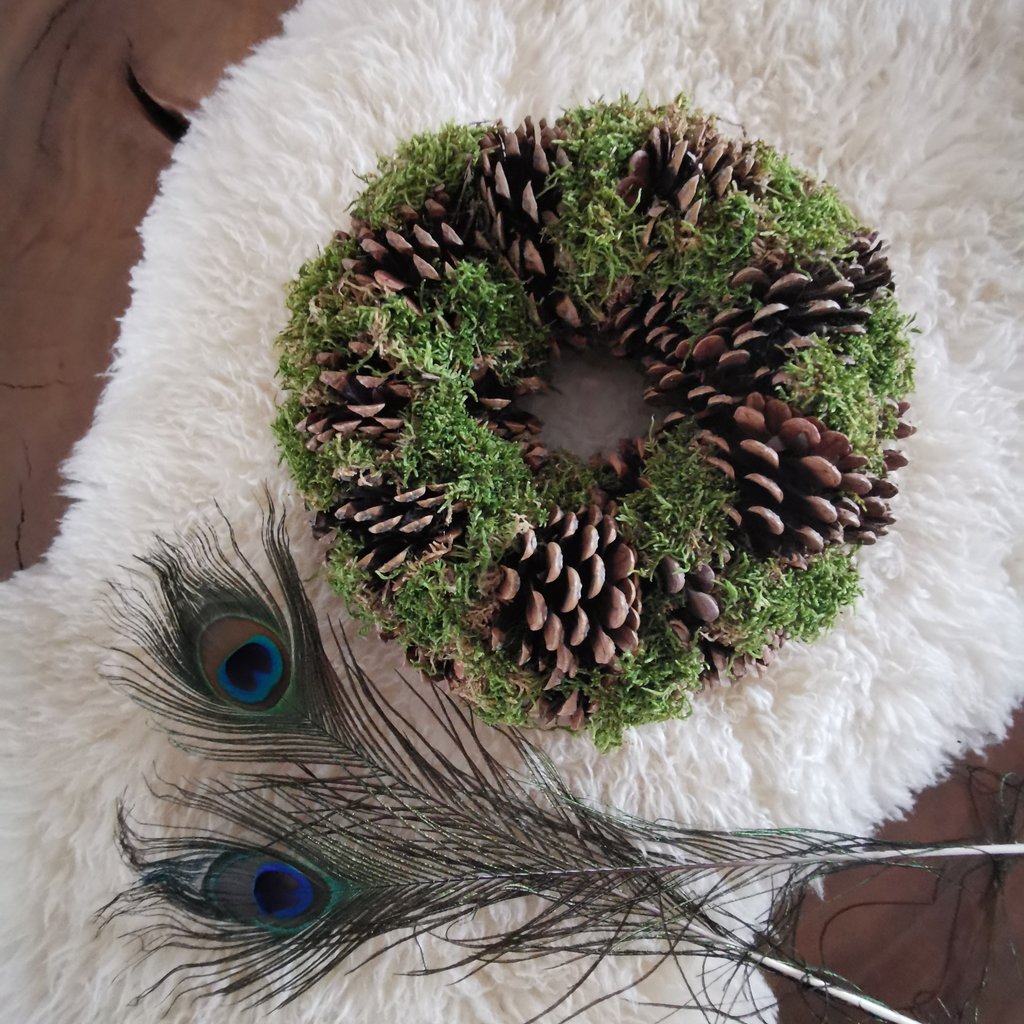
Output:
0 0 294 579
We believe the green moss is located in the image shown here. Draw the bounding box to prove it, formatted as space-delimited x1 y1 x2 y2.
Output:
781 341 883 464
714 549 862 660
850 293 916 411
532 450 596 512
392 375 542 560
458 647 533 727
351 122 483 227
547 98 670 313
276 237 359 384
644 188 760 316
617 427 735 573
758 146 860 258
272 396 340 508
781 294 915 470
324 533 378 628
377 261 546 377
387 558 474 653
585 611 705 750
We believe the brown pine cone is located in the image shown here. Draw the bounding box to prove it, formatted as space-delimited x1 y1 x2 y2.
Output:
468 364 548 471
617 117 768 224
331 472 466 577
340 189 469 294
488 504 642 684
477 118 582 327
602 436 649 496
297 355 412 452
697 633 780 688
675 393 897 556
658 558 722 628
641 238 893 414
606 288 691 360
529 686 595 732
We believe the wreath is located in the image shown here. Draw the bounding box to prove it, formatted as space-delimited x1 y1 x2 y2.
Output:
274 97 914 749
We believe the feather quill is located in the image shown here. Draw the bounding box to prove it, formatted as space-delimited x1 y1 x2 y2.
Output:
104 503 1024 1023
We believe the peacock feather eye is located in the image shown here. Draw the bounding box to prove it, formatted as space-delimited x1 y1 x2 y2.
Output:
198 617 291 709
251 863 316 920
205 853 329 930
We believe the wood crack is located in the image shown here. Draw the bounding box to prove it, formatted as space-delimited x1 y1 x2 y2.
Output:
18 0 77 71
14 442 31 572
125 64 190 142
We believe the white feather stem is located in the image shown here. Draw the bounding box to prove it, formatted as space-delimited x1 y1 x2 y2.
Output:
666 840 1024 873
740 947 923 1024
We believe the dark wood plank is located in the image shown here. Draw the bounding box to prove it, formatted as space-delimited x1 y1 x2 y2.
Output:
775 707 1024 1023
0 0 294 579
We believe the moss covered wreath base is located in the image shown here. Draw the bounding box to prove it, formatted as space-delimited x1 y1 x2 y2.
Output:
274 97 914 750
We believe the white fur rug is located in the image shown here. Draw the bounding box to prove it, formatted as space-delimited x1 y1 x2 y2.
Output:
2 1 1023 1021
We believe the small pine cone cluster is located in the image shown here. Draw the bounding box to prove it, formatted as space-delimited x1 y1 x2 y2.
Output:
658 556 784 689
488 505 642 685
697 634 781 688
617 118 767 223
330 472 466 576
679 393 896 558
659 558 721 636
297 353 412 452
340 189 469 295
603 436 649 495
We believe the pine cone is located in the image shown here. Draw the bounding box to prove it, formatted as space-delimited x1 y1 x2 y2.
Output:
617 118 767 224
640 238 893 414
658 558 722 627
468 364 547 468
529 686 595 732
341 189 469 295
297 355 412 452
488 504 642 684
682 117 767 199
676 392 896 556
606 289 691 360
331 473 466 576
477 118 582 327
602 436 649 496
695 631 780 688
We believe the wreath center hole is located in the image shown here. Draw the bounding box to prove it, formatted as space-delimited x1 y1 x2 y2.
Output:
520 347 659 460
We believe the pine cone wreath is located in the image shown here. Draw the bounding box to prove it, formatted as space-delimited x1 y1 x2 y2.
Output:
275 97 915 749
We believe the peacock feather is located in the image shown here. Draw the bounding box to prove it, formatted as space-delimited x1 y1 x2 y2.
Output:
103 501 1024 1023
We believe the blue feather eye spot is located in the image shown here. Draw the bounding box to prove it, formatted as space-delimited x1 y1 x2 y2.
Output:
252 863 315 920
207 853 327 929
199 617 291 709
218 635 282 704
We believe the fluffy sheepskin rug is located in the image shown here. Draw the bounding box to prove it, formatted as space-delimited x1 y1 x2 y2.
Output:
2 1 1022 1021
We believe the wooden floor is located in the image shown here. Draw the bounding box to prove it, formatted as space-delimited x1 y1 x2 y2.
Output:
1 3 1020 1020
